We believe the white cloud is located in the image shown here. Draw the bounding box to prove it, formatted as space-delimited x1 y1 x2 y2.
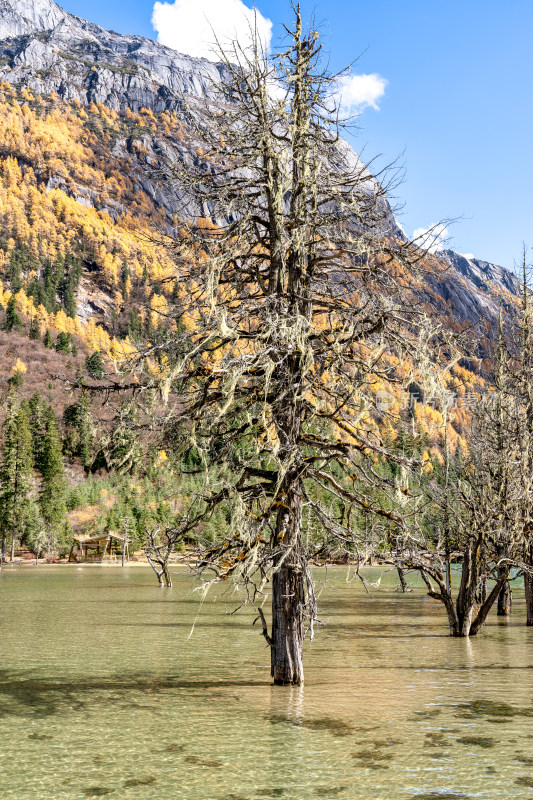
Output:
335 73 387 112
413 223 450 253
152 0 272 61
459 252 475 260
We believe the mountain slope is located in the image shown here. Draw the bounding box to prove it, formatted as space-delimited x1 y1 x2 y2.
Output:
0 0 226 111
0 0 519 336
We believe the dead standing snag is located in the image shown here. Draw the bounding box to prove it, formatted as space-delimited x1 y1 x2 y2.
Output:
146 5 428 683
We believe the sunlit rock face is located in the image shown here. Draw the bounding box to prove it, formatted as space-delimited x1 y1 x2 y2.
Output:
0 0 228 111
0 0 519 326
0 0 66 39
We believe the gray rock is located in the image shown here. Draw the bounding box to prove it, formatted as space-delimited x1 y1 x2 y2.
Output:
0 0 65 39
0 0 519 328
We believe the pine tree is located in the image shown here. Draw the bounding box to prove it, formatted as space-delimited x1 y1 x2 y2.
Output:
9 247 22 294
86 351 105 379
63 394 94 469
23 500 46 563
43 329 53 348
0 393 34 562
58 255 82 318
39 408 67 536
3 296 22 332
28 315 41 341
127 307 143 340
28 392 49 473
55 331 71 353
99 402 141 475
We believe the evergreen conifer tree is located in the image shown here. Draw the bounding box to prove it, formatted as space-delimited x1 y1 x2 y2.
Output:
55 331 71 353
43 330 53 348
86 351 105 379
58 255 82 318
28 392 50 473
97 402 141 475
9 248 22 294
3 296 22 332
23 500 46 562
63 394 94 469
0 393 34 561
28 315 41 341
39 409 67 537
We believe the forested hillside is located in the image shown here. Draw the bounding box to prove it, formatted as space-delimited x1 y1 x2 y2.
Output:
0 78 512 566
0 0 528 660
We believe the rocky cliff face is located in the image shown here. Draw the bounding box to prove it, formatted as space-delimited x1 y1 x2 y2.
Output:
0 0 65 39
423 250 520 325
0 0 227 111
0 0 519 328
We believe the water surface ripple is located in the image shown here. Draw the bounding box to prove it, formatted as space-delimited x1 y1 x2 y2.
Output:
1 566 532 799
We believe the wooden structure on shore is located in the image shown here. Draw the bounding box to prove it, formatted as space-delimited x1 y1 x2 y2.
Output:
68 533 128 563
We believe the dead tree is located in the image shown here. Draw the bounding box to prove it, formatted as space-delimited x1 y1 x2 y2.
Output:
514 252 533 625
132 5 434 683
144 527 175 588
398 313 525 635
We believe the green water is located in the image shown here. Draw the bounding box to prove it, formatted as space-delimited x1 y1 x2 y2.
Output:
1 566 533 799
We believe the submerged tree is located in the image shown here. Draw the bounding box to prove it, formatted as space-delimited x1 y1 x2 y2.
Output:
511 252 533 625
397 312 526 635
133 4 431 685
144 526 175 587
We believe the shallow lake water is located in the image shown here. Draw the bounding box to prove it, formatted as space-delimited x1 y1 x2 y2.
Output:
1 565 533 799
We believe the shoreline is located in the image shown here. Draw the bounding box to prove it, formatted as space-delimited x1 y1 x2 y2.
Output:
0 559 395 569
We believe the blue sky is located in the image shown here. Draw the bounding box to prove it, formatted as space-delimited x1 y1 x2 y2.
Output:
61 0 533 269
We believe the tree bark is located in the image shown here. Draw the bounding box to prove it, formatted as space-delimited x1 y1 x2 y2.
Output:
271 482 305 685
146 554 172 588
10 536 15 562
271 561 305 684
163 565 172 588
497 578 512 617
423 554 504 637
525 572 533 626
397 567 408 593
455 548 475 635
476 577 487 605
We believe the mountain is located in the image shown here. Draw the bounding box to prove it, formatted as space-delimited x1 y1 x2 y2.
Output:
425 250 520 325
0 0 226 110
0 0 65 39
0 0 520 338
0 0 517 556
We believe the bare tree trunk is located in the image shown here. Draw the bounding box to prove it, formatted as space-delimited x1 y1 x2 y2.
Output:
163 565 172 588
271 563 305 685
397 567 408 593
525 572 533 626
10 536 15 562
469 575 507 635
146 554 172 587
455 549 475 636
422 574 460 635
524 559 533 627
148 558 164 586
476 577 487 605
271 482 305 685
497 577 512 617
1 532 6 563
525 543 533 625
